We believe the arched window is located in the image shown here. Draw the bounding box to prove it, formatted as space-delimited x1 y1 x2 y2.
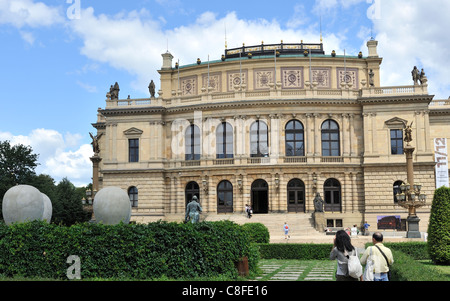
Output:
321 119 340 156
393 180 404 203
285 120 305 156
287 178 305 212
217 180 233 213
185 181 200 206
324 178 341 212
185 124 201 160
216 122 234 159
250 120 268 157
128 186 138 207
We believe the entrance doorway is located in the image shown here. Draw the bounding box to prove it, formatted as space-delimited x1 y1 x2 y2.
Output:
185 181 200 206
251 179 268 213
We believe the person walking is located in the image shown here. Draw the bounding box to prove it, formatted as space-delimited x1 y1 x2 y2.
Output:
283 222 290 240
360 232 394 281
363 221 370 236
330 230 362 281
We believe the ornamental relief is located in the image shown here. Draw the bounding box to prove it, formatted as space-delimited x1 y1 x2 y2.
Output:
181 76 197 96
281 67 303 89
227 70 247 91
202 73 221 93
337 68 358 89
311 68 331 88
254 69 274 90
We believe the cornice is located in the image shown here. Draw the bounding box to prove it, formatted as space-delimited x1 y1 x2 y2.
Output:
358 94 434 105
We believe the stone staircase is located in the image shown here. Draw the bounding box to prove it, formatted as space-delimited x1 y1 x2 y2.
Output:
203 212 324 241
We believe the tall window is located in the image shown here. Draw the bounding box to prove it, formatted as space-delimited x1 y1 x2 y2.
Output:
285 120 305 156
128 186 138 207
250 120 268 157
321 119 340 156
217 180 233 213
390 129 404 155
216 122 234 158
129 139 139 162
185 124 201 160
324 178 341 212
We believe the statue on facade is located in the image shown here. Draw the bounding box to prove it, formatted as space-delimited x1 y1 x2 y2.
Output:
313 193 324 212
419 68 427 85
185 195 202 223
148 80 156 98
89 132 103 155
368 69 375 87
411 66 420 85
110 82 120 100
404 121 413 144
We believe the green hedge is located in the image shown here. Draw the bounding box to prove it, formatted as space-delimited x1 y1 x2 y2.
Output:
389 250 446 281
241 223 270 244
0 220 259 280
382 242 429 260
427 187 450 265
257 243 333 260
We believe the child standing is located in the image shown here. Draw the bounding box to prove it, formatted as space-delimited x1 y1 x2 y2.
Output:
284 222 290 240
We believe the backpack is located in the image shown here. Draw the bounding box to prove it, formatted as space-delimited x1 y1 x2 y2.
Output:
346 249 363 278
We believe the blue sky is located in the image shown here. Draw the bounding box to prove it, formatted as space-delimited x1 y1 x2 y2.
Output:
1 0 449 186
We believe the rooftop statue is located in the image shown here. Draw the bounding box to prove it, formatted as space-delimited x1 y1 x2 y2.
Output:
148 80 156 98
411 66 420 85
110 82 120 100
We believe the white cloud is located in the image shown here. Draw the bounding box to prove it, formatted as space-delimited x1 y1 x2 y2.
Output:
0 0 63 28
0 129 92 187
68 8 347 96
371 0 450 99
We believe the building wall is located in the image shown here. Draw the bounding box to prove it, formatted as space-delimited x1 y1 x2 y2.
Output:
92 41 449 233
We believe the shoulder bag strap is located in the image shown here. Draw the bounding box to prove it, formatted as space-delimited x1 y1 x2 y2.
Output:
375 245 390 266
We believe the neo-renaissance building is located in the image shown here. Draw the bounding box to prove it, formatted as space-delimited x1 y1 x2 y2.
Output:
91 39 450 234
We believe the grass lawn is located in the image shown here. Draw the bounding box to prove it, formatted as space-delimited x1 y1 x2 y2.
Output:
418 260 450 281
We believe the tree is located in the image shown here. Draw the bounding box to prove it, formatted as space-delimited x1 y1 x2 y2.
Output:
427 186 450 265
52 177 91 226
0 140 39 217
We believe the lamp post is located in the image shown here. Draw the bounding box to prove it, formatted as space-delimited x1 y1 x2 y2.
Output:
395 122 426 238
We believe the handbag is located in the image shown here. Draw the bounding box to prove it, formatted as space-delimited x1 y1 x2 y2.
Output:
347 249 363 279
363 247 374 281
375 245 391 280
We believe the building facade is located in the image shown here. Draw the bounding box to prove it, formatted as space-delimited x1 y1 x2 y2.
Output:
91 39 450 233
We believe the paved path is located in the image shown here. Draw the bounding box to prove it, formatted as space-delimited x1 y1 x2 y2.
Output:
255 261 337 281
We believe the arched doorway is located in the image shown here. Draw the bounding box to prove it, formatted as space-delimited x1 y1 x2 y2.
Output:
287 179 305 212
251 179 268 213
185 181 200 206
217 180 233 213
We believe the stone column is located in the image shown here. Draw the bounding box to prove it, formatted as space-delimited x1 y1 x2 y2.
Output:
90 155 102 194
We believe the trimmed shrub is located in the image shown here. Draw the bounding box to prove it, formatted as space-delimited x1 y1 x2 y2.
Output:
0 220 259 280
257 243 333 260
241 223 270 243
427 187 450 265
389 250 446 281
383 242 429 260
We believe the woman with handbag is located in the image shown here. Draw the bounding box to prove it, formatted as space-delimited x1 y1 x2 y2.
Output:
330 230 363 281
360 232 394 281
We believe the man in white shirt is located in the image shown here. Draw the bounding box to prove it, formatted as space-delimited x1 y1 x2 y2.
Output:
360 232 394 281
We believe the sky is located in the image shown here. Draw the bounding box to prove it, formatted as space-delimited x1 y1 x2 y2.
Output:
1 0 449 187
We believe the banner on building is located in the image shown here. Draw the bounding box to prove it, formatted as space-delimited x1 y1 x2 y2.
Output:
434 138 449 188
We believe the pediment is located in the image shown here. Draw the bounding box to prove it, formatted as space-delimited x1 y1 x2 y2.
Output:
385 117 407 127
123 127 143 136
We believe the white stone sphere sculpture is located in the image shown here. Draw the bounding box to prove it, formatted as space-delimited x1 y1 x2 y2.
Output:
2 185 45 225
41 193 53 223
93 187 131 225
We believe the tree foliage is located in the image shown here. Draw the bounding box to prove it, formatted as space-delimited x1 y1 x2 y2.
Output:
427 186 450 265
